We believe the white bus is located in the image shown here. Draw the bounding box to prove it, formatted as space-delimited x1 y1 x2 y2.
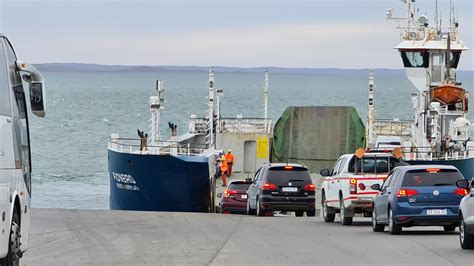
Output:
0 34 45 265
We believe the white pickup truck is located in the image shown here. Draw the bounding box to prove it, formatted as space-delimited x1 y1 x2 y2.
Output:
320 151 405 225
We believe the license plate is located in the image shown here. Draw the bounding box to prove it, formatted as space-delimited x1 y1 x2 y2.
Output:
282 187 298 192
241 194 247 199
427 209 447 215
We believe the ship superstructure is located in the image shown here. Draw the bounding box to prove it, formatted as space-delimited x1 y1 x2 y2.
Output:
367 0 473 179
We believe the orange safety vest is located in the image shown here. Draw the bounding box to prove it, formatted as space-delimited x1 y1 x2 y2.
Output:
225 153 234 165
220 160 228 172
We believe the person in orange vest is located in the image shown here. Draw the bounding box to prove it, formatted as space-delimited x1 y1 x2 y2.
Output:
220 155 228 187
225 149 235 177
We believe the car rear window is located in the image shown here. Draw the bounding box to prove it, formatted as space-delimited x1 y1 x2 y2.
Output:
228 183 251 191
266 169 311 184
348 156 405 174
402 169 463 187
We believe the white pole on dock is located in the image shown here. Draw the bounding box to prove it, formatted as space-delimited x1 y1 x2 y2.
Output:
367 71 376 147
208 67 215 147
264 68 269 131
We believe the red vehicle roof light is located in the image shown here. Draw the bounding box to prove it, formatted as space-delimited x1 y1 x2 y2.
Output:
284 166 294 170
426 168 440 173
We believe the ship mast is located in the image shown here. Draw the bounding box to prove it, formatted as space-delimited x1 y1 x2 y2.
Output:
207 67 215 147
264 68 269 131
367 71 376 147
149 80 164 145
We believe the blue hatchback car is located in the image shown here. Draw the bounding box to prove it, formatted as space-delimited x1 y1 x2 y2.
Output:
371 165 468 235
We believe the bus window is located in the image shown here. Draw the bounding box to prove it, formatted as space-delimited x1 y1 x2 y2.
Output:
0 39 11 116
5 39 31 193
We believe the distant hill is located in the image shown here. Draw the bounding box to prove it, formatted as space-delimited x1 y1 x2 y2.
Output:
34 63 473 76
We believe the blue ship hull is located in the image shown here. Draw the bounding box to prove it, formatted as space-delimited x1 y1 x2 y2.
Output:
407 157 474 180
108 150 211 212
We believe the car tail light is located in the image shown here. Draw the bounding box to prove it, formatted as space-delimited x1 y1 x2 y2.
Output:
284 166 293 170
349 178 357 194
304 183 316 191
358 183 366 191
454 188 469 196
223 189 238 198
263 183 277 191
397 188 418 197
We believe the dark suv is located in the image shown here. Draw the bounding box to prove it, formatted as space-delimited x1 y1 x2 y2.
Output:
247 163 316 216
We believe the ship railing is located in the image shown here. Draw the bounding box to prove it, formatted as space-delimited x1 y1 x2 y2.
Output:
219 118 272 134
374 119 412 137
398 26 459 41
188 118 209 134
400 146 474 161
108 138 209 156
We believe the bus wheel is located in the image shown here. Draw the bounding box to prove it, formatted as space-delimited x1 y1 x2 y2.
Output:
1 210 21 266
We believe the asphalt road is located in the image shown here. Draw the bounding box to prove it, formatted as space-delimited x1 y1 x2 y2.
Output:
22 209 473 265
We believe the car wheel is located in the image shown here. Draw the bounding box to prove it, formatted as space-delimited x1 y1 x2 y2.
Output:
0 209 21 266
247 198 256 215
372 209 384 232
306 210 316 217
256 198 265 217
460 215 474 249
443 224 456 232
339 199 353 226
295 211 304 217
322 193 335 222
388 207 402 235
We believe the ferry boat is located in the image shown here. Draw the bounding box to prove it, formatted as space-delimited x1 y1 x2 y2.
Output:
366 0 473 179
108 68 272 212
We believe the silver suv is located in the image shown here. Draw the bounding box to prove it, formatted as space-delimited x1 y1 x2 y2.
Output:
456 179 474 249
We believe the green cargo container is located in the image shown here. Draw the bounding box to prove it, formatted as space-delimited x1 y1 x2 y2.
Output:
271 106 365 174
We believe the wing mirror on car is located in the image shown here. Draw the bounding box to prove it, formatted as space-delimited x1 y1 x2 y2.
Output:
217 193 223 198
245 178 252 183
320 169 330 177
456 179 470 189
370 184 382 191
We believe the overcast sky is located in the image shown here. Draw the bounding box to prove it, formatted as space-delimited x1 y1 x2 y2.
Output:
1 0 472 69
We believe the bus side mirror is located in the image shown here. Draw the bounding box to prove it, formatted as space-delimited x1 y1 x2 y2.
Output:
320 169 330 177
17 61 46 117
29 82 45 117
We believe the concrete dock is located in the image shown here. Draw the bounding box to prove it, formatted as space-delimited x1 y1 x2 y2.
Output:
23 208 472 265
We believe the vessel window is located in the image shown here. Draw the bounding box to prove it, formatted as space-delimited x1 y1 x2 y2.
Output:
0 39 11 116
401 51 429 68
449 51 461 69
